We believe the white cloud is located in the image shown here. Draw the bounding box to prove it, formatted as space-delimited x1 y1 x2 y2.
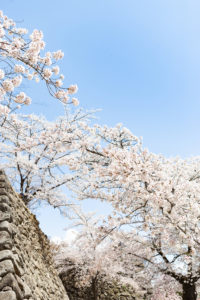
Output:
51 229 78 245
51 236 63 244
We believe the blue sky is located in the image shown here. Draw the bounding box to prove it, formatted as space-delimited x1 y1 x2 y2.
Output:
2 0 200 238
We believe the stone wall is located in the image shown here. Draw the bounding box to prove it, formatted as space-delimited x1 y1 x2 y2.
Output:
59 261 137 300
0 170 69 300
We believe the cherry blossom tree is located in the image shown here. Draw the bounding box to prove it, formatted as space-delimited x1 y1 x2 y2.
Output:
66 123 200 300
0 10 88 209
0 109 92 207
0 10 79 117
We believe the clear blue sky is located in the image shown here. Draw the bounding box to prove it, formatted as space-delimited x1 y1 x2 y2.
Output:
2 0 200 238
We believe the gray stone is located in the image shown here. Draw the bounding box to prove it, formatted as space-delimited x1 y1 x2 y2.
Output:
0 290 17 300
0 182 7 188
16 275 32 298
0 221 14 235
0 260 14 277
0 231 12 250
0 250 13 261
0 203 11 213
0 196 10 205
0 189 8 196
0 212 12 222
0 272 23 299
2 286 12 291
0 250 23 277
0 175 6 183
13 260 24 276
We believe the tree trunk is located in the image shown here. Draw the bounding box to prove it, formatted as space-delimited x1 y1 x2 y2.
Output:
91 275 98 300
182 282 197 300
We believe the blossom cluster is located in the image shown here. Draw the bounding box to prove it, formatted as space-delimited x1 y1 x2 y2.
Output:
0 109 91 207
0 10 79 114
